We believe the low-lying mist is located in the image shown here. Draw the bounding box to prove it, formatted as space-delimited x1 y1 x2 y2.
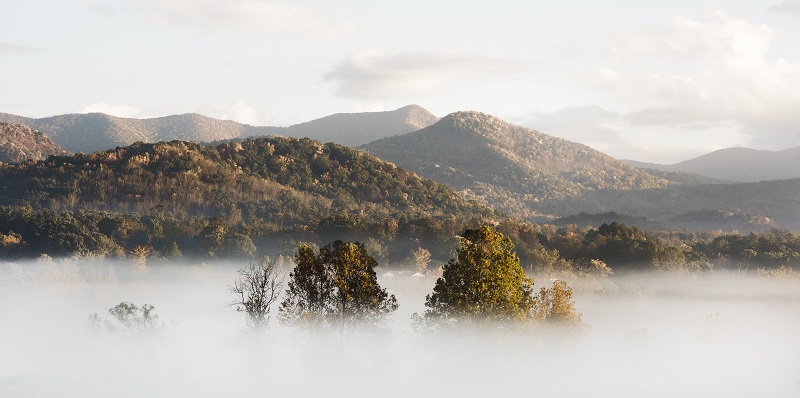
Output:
1 258 799 397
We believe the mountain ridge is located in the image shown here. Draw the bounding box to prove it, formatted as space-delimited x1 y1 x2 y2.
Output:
362 111 672 219
623 146 800 182
0 105 439 154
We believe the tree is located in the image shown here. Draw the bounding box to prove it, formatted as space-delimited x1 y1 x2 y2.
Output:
230 257 284 331
279 240 398 329
419 226 535 327
532 280 583 326
88 301 162 339
410 246 432 274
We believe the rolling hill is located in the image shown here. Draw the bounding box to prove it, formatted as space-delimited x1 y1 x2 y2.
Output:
362 111 672 219
0 123 70 163
623 146 800 182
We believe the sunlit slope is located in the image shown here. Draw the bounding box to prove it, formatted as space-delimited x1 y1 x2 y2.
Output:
363 111 671 219
0 123 70 163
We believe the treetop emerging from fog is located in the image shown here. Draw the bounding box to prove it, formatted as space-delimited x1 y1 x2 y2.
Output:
279 240 398 330
420 226 536 326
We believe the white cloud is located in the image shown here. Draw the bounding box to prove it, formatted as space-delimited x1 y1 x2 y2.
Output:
610 11 800 151
0 42 36 55
199 99 261 125
769 0 800 16
128 0 353 39
325 50 532 100
82 102 141 118
517 105 750 164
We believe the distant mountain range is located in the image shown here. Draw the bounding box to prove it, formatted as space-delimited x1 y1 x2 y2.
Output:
0 123 70 163
274 104 439 146
624 146 800 183
362 111 673 219
0 105 438 154
0 112 270 153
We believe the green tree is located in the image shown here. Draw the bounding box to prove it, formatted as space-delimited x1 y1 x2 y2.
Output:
279 240 398 329
419 226 535 327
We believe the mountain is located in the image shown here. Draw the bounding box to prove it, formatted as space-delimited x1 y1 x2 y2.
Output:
0 105 438 155
273 105 439 146
362 111 671 219
623 146 800 182
0 123 70 163
0 112 271 153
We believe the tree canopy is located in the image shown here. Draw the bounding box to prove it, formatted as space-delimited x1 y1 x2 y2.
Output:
279 240 398 329
420 226 535 327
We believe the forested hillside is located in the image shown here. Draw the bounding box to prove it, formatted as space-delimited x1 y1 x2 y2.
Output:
0 137 497 261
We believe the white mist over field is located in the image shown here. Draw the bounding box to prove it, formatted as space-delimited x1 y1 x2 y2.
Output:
1 258 799 397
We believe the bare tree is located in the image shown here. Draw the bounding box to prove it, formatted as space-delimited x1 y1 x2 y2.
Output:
230 257 284 331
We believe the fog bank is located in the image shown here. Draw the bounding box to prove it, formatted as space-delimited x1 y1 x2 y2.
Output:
1 259 799 397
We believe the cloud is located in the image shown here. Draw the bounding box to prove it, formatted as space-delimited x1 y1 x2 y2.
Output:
325 50 532 99
82 102 141 118
199 99 261 125
610 11 800 151
769 0 800 15
517 105 751 164
126 0 353 39
0 42 36 55
615 11 775 62
516 106 634 155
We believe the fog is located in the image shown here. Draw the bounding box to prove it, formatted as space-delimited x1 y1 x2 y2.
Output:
1 258 799 397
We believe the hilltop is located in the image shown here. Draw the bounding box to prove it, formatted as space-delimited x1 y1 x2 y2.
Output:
0 123 70 163
362 111 671 219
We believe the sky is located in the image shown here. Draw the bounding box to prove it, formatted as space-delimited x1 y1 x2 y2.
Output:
2 0 800 163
